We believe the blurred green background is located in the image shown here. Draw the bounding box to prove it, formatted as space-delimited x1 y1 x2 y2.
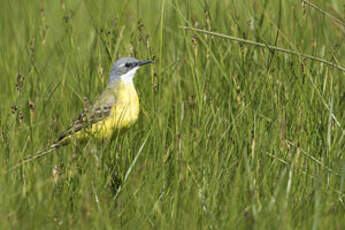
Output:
1 0 345 229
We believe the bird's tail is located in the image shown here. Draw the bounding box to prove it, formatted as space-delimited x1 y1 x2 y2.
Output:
10 142 62 171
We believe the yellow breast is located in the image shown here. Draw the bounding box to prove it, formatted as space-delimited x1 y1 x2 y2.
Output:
84 82 139 139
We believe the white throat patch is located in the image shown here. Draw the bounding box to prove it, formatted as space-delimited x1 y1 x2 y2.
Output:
120 67 139 84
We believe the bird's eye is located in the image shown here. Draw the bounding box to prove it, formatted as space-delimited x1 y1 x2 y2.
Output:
125 63 131 68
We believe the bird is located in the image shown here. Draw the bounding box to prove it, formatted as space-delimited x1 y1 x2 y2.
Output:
12 57 152 168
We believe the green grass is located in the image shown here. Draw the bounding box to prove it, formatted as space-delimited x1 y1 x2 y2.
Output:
1 0 345 229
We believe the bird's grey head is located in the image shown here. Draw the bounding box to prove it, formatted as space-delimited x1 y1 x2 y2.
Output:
108 57 152 85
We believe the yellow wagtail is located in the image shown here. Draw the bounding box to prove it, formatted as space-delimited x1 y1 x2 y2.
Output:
57 57 152 142
14 57 152 167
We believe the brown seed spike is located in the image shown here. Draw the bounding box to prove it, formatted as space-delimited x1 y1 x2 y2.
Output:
29 101 35 122
16 73 24 92
18 111 24 122
11 105 18 114
29 101 35 110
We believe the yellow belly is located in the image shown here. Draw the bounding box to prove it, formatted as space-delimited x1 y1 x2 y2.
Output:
77 83 139 139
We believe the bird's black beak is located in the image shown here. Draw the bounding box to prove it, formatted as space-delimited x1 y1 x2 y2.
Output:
137 60 153 66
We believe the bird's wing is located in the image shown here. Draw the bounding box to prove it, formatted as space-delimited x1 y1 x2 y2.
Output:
56 88 116 142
